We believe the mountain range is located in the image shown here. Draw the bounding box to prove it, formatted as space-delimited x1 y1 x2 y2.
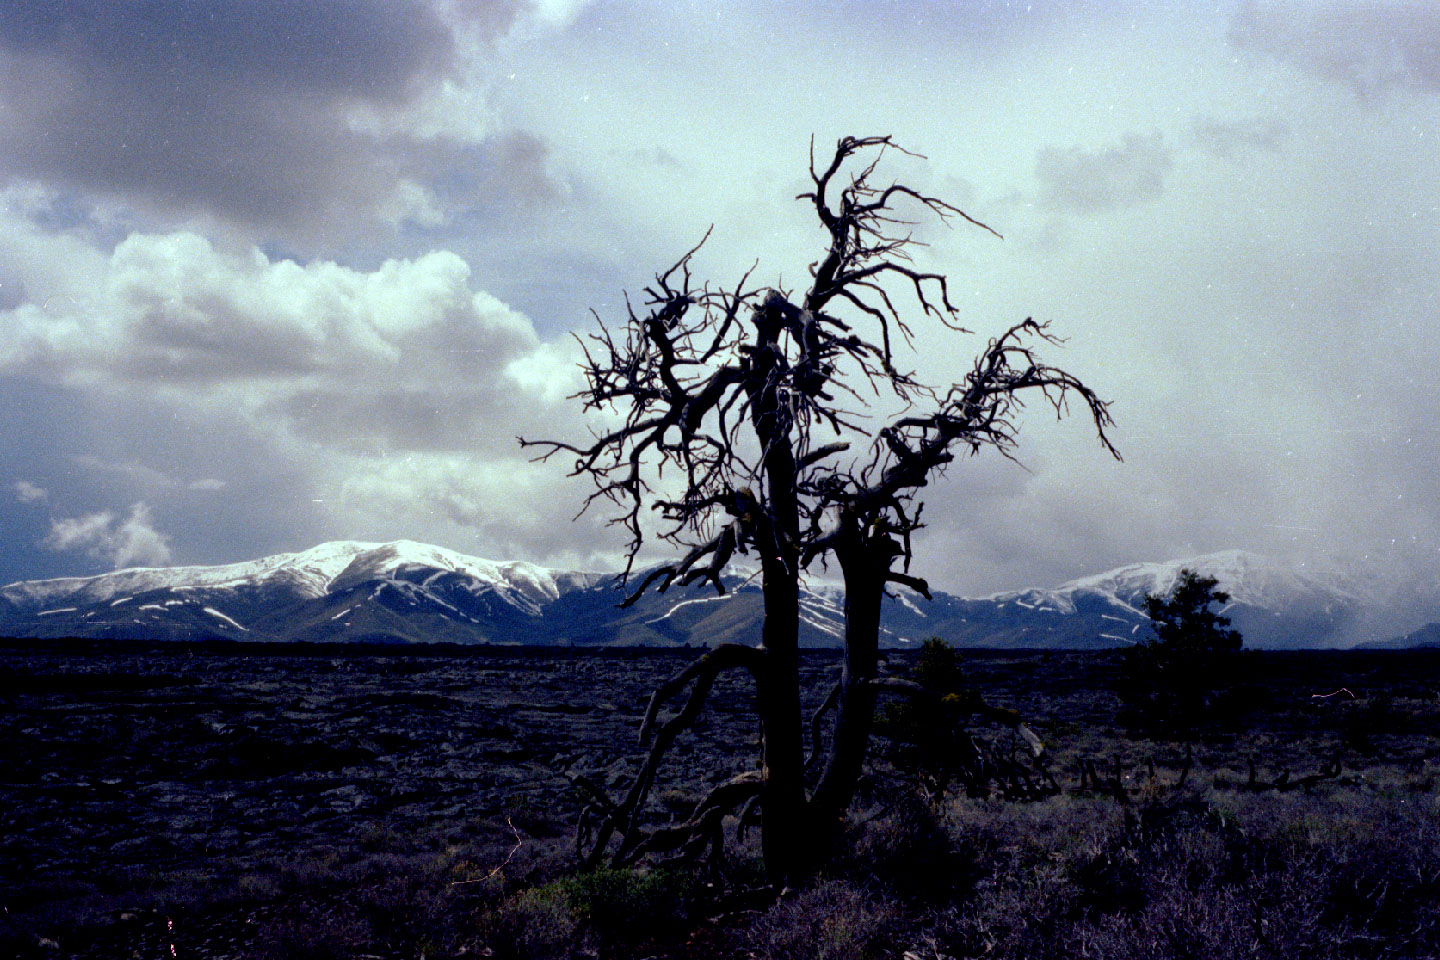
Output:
0 540 1424 649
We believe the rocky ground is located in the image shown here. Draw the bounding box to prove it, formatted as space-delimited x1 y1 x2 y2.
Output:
2 643 1438 958
0 645 838 957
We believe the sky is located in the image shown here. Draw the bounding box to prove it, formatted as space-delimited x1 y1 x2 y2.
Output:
0 0 1437 603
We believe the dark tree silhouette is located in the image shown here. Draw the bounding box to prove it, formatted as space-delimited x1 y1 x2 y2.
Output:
1144 569 1242 653
523 136 1119 884
1119 569 1244 737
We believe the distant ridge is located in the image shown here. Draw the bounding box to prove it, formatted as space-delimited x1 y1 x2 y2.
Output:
0 541 1415 649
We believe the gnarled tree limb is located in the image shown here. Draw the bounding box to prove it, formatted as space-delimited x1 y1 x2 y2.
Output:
579 643 764 867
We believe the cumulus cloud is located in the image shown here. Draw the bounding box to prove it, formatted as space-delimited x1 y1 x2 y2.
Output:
1230 1 1440 96
44 509 114 554
111 504 175 569
329 452 617 569
43 502 173 570
0 216 598 570
0 230 566 450
1035 133 1173 213
14 479 47 503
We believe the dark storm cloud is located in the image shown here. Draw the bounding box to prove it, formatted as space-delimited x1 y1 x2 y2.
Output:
0 1 522 238
0 1 455 100
1230 1 1440 96
1034 132 1173 213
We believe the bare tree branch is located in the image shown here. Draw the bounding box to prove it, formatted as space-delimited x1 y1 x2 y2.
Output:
807 679 842 771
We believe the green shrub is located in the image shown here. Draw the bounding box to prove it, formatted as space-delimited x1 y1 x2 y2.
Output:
482 886 586 960
550 866 697 943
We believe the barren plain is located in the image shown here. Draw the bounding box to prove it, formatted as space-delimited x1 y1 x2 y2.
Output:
3 643 1438 959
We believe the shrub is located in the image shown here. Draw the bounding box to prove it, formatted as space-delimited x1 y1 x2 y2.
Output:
537 866 698 946
252 905 373 960
845 792 978 904
875 638 975 796
742 880 898 960
481 886 586 960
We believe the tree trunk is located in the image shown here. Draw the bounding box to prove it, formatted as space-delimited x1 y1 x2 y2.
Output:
748 296 810 885
809 533 885 824
756 554 806 885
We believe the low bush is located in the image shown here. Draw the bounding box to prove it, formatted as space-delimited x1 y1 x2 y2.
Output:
930 791 1440 960
740 880 898 960
553 865 697 941
481 865 698 955
841 793 980 904
481 886 587 960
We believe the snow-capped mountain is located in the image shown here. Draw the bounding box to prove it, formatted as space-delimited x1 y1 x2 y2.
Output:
0 542 1416 648
0 541 621 645
966 550 1387 649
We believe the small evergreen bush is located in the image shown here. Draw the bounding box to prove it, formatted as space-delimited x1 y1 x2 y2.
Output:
1117 569 1243 737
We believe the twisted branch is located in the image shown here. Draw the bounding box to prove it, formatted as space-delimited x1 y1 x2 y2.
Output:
578 644 764 866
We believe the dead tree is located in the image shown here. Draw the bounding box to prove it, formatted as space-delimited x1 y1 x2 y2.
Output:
523 136 1118 884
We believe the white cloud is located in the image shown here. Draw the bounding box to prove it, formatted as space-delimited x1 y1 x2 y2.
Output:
42 502 173 570
377 179 448 228
112 503 174 569
0 215 604 570
0 230 568 451
44 509 116 554
527 0 594 27
14 479 47 503
328 452 617 569
504 337 585 403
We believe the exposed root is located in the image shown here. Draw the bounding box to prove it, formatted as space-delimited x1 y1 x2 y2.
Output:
617 771 763 869
577 644 763 867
